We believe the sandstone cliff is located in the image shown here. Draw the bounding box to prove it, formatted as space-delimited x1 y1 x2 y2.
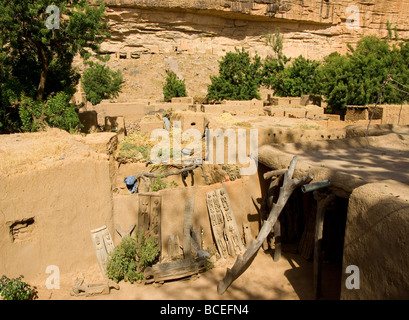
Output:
92 0 409 100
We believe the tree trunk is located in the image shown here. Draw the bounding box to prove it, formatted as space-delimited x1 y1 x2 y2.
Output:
36 43 48 101
217 156 313 295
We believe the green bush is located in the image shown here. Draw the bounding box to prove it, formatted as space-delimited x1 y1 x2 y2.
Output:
0 275 38 300
106 232 160 283
207 47 263 102
163 70 187 102
81 61 124 105
135 231 161 270
18 92 82 133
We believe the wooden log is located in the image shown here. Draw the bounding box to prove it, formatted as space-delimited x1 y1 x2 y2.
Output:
191 228 201 255
167 234 182 260
265 176 282 252
263 169 287 181
217 156 313 295
144 257 207 284
313 192 336 300
130 164 209 190
183 195 195 259
273 220 281 262
115 224 136 239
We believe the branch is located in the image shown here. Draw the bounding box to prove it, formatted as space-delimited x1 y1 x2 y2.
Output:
217 156 313 295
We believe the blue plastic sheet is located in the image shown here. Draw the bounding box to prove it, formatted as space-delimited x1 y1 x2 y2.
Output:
124 176 138 194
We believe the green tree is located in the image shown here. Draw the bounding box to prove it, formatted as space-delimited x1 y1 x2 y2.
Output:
82 61 124 105
207 48 263 102
319 35 409 113
162 70 187 102
0 0 112 133
263 55 321 97
317 52 352 113
261 54 290 93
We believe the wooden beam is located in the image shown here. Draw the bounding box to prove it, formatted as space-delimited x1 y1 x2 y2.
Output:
183 195 195 259
313 191 336 300
263 169 287 181
217 156 313 295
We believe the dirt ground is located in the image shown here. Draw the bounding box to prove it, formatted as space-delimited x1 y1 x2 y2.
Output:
31 247 341 301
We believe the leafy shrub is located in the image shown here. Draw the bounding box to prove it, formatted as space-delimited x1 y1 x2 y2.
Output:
135 231 161 270
0 275 38 300
18 92 82 133
150 176 179 192
207 47 263 102
163 70 187 102
151 176 168 192
106 232 160 284
106 236 138 283
81 61 124 105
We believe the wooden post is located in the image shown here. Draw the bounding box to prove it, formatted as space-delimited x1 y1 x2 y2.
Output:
183 195 195 259
138 193 162 253
313 191 336 300
217 156 313 295
273 220 281 262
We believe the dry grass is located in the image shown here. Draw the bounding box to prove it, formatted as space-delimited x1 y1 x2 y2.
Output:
0 129 79 175
116 131 156 162
216 113 238 124
116 128 206 164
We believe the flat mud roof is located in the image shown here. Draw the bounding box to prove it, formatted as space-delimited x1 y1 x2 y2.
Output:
258 132 409 196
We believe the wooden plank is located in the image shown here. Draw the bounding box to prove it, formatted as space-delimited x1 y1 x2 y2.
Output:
144 257 207 284
138 193 162 253
167 234 181 260
206 190 229 259
313 192 336 300
217 186 245 257
91 226 115 278
138 194 151 235
150 195 162 253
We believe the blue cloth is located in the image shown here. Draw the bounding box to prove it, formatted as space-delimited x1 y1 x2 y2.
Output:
124 176 138 194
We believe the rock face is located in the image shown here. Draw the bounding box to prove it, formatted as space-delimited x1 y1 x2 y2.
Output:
96 0 409 100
